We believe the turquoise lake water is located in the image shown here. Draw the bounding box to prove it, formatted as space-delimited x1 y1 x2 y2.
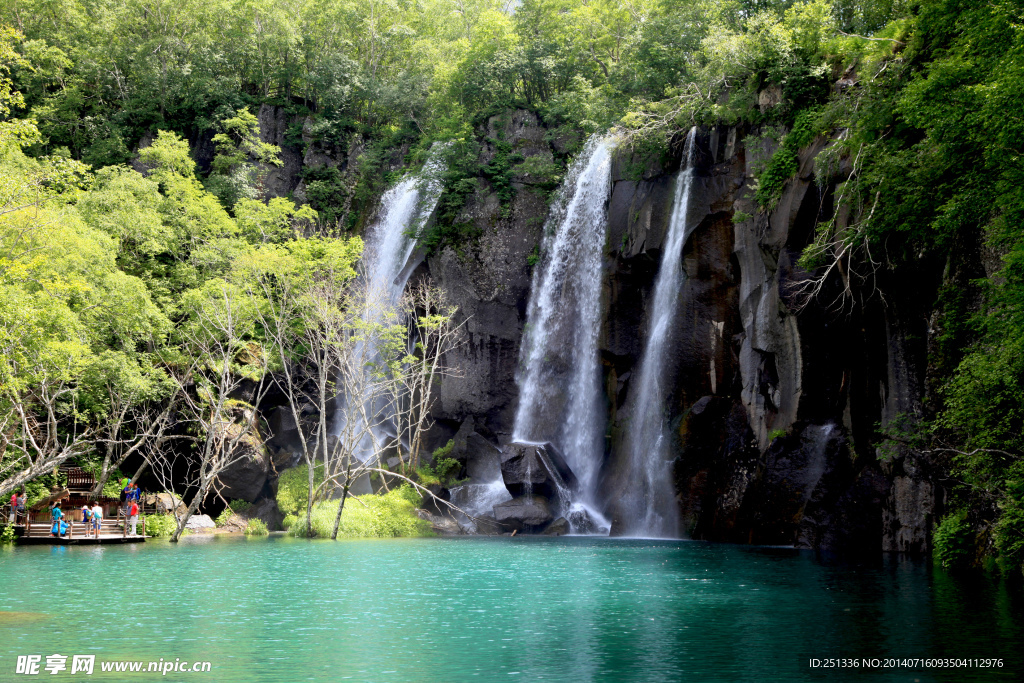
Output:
0 535 1021 682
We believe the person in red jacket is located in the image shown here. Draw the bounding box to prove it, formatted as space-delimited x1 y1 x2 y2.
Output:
128 500 139 536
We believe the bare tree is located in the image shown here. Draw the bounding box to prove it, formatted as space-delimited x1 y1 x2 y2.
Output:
240 262 471 539
0 351 93 499
322 279 466 539
243 257 393 537
90 394 179 497
784 142 885 314
156 281 273 542
321 282 407 539
391 279 466 471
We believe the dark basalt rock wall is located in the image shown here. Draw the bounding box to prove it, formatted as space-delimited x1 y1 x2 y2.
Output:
425 110 555 439
252 106 943 553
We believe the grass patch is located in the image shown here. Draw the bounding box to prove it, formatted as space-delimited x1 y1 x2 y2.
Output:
287 485 431 539
244 519 269 536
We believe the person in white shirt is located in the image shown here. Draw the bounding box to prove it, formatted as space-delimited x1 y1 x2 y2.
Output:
90 503 103 538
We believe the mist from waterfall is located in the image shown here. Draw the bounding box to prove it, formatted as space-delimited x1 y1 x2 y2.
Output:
619 127 698 538
331 152 445 462
512 135 616 534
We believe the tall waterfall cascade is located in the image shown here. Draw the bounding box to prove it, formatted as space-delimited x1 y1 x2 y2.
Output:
511 135 617 534
331 152 446 463
619 127 699 538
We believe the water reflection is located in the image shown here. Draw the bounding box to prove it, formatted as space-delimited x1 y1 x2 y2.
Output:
0 536 1020 682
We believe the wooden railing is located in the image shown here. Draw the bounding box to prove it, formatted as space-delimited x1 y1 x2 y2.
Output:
19 506 147 540
65 469 95 491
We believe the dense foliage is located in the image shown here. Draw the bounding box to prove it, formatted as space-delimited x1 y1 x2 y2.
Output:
288 485 431 538
141 513 179 538
0 0 1022 569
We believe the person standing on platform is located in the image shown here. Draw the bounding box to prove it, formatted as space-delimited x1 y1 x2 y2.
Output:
120 482 131 519
50 503 65 537
91 502 103 538
128 500 139 536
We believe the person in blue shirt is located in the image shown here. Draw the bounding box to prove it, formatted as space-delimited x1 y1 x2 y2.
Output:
121 484 132 518
50 504 65 537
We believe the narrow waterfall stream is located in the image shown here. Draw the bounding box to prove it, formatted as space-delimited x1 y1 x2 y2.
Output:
332 153 445 466
619 127 699 538
512 136 616 533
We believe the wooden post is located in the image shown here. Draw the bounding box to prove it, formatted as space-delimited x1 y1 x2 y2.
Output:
141 517 146 538
122 512 127 538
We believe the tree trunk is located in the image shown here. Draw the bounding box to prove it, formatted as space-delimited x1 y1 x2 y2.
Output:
329 457 354 540
304 456 315 538
170 477 207 543
329 483 350 540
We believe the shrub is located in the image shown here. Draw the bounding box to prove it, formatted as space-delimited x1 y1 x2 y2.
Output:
288 486 431 539
142 514 178 538
244 519 269 536
0 523 15 544
754 108 821 210
933 510 974 570
215 508 236 527
415 440 462 487
228 499 252 514
414 466 441 487
993 497 1024 575
432 439 454 460
276 463 325 517
527 244 540 267
433 457 461 483
281 514 297 530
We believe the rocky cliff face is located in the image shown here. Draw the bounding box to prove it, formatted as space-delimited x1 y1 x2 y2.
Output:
418 114 939 552
254 105 941 552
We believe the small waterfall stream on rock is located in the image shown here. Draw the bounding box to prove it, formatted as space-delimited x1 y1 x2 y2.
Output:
511 135 616 533
331 153 445 467
620 127 698 538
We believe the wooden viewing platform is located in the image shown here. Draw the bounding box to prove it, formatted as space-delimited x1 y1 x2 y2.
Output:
14 513 148 546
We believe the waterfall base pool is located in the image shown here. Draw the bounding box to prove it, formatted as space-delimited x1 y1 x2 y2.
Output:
1 536 1020 682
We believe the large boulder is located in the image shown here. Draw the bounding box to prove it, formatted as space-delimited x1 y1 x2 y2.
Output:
499 442 577 499
493 495 553 531
543 517 570 536
216 426 271 503
185 514 216 530
144 492 187 516
465 433 504 482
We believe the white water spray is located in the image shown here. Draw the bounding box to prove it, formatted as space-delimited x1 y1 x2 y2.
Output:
512 135 616 533
619 127 699 538
332 152 445 463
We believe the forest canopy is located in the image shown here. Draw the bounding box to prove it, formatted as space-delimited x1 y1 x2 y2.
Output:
1 0 1023 569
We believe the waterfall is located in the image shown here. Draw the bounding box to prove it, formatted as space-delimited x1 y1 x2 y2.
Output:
619 127 699 538
332 151 445 464
512 135 616 533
